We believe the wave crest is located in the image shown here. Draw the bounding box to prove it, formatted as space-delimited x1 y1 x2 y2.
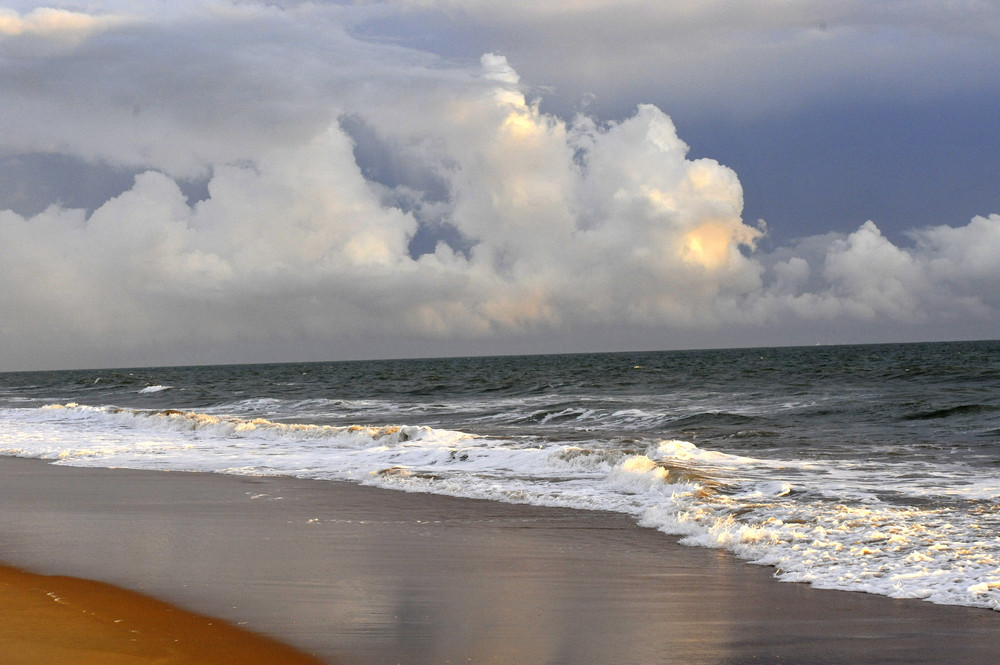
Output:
32 403 471 448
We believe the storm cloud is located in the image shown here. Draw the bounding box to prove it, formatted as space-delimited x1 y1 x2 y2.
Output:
1 2 997 370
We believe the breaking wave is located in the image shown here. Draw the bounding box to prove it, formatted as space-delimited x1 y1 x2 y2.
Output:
2 399 998 611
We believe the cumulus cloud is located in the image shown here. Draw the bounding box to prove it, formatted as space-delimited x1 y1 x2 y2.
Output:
0 2 998 369
747 215 1000 330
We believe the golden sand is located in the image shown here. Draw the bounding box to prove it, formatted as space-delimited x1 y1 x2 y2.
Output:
0 564 326 665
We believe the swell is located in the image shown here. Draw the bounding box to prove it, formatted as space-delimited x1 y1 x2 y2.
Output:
902 403 1000 421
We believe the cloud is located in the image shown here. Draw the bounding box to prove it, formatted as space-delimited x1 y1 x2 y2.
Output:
0 6 136 59
748 215 1000 328
0 2 998 369
0 7 124 37
365 0 1000 119
0 2 438 177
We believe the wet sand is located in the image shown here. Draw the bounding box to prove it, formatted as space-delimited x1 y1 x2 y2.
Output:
0 563 324 664
1 456 999 665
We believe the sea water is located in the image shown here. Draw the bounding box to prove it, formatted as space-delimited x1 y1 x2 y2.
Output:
1 341 998 609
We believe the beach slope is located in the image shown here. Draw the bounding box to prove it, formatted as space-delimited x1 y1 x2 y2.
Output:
0 563 325 665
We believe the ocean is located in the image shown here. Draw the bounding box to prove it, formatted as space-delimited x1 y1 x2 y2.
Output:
1 340 998 611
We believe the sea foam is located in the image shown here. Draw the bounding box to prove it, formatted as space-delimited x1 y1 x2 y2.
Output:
1 402 998 612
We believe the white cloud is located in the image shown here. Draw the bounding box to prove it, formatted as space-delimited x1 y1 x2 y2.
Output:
0 2 998 369
0 7 98 35
821 221 926 319
749 215 1000 327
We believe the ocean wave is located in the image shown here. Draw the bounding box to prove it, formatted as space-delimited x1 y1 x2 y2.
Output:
2 401 999 612
31 403 467 449
901 403 1000 421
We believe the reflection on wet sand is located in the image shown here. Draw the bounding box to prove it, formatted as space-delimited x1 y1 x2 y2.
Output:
1 458 999 665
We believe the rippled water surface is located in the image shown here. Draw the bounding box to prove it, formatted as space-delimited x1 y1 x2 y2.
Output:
2 341 999 609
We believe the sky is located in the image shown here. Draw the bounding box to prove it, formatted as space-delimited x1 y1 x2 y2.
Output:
1 1 998 371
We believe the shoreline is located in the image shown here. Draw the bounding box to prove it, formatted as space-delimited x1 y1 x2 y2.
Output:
2 456 999 664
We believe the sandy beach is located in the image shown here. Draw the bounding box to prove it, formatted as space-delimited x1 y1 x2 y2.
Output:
1 456 999 665
0 562 325 664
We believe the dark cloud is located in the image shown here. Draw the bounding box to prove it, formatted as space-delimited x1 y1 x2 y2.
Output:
0 2 998 371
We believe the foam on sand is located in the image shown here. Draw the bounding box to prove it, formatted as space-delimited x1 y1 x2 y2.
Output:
2 402 999 612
